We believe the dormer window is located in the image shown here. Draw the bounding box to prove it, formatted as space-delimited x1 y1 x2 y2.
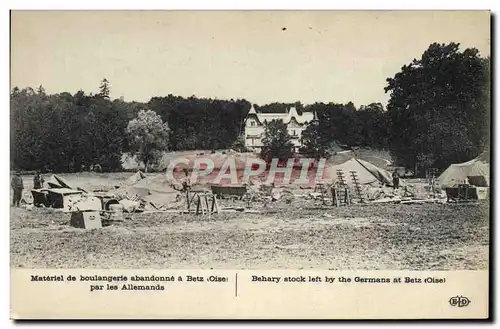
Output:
251 121 256 127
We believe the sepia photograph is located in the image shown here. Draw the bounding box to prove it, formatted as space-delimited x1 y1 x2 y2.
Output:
4 9 493 320
9 10 490 271
7 8 494 320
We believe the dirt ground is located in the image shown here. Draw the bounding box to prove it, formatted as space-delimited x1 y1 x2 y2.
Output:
10 195 490 270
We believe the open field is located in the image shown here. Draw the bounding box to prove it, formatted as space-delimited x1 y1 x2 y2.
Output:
10 197 489 270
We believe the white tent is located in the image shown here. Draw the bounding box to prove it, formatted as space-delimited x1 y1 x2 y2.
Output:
438 152 490 188
323 158 398 187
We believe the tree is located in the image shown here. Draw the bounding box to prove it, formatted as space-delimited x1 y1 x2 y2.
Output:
385 42 490 174
147 96 250 151
299 119 329 160
307 102 363 148
357 102 390 148
87 95 128 171
10 86 128 172
126 110 170 172
98 78 110 99
231 134 248 152
260 119 294 162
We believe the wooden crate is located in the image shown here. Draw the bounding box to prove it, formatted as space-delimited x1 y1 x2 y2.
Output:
210 185 247 199
70 211 102 229
31 189 49 206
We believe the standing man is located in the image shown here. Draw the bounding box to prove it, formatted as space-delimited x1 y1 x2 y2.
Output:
392 168 400 190
33 171 45 189
11 171 24 207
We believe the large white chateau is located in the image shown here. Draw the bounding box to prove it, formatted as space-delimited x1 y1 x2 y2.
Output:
244 105 316 152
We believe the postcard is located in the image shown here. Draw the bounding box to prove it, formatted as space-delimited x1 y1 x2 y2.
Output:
9 10 491 320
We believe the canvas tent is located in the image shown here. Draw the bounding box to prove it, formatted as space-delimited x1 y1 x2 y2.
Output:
111 172 183 209
323 158 397 187
46 174 74 189
437 152 490 188
125 170 147 185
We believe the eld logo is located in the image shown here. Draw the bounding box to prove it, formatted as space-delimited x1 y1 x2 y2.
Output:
449 296 471 308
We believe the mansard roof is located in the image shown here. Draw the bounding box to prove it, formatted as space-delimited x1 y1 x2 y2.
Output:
247 105 315 125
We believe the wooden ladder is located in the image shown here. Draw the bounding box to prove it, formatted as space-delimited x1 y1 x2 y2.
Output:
332 184 351 207
186 190 219 215
350 171 364 203
336 170 346 186
195 193 219 215
333 170 351 207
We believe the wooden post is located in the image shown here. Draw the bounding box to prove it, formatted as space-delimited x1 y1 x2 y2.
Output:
211 195 219 214
204 194 209 212
195 195 201 215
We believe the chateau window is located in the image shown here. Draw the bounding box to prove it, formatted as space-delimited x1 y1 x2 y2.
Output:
250 121 256 127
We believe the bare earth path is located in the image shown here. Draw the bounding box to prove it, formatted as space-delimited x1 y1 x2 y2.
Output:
10 202 489 270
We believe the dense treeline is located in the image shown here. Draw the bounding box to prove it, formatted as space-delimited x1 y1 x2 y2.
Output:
307 101 390 149
10 85 391 173
10 86 253 172
10 84 129 172
148 95 250 151
10 42 490 175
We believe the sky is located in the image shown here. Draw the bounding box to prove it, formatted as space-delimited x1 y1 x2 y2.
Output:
10 10 490 107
